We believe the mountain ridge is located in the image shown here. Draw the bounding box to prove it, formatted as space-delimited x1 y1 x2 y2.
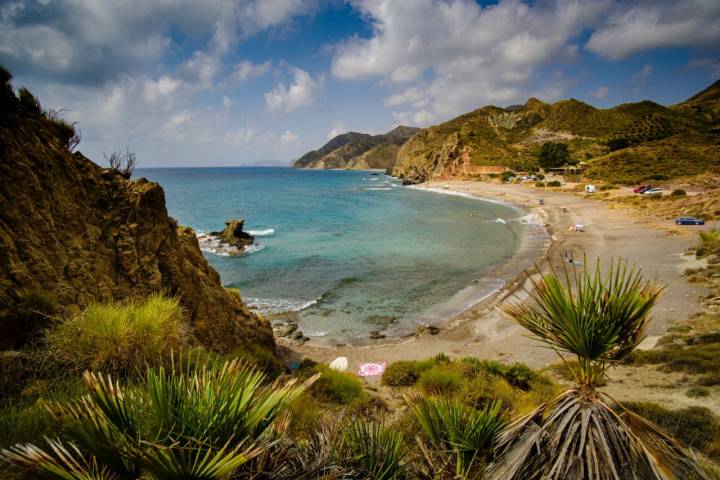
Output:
293 125 420 170
390 80 720 185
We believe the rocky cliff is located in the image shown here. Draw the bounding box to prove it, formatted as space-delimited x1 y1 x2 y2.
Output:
0 68 274 352
293 125 419 170
392 80 720 185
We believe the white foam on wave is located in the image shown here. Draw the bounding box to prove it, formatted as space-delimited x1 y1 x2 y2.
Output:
244 244 266 255
406 185 511 206
247 228 275 237
196 231 266 257
246 297 319 314
362 187 393 191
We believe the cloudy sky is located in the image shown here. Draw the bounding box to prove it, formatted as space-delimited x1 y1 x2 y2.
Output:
2 0 719 167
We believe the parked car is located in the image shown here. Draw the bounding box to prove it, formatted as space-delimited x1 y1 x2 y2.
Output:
675 217 705 225
633 185 652 193
642 188 662 195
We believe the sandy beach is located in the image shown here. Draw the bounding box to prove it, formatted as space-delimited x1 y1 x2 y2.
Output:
279 180 709 372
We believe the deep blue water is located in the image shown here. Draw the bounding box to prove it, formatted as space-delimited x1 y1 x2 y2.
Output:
137 167 526 339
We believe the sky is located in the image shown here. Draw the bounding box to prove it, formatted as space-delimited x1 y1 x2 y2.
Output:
1 0 719 167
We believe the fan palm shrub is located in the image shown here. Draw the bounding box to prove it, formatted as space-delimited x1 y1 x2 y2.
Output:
487 258 709 480
1 357 316 479
344 420 407 479
408 394 505 479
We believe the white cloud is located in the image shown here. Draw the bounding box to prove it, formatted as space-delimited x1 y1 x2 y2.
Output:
233 60 272 81
265 67 324 112
0 0 313 85
632 64 653 85
589 85 609 100
327 122 348 139
586 0 720 60
333 0 609 125
687 57 720 78
281 130 299 143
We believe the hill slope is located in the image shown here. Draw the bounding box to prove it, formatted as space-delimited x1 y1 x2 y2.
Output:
293 126 419 170
392 81 720 184
0 69 273 351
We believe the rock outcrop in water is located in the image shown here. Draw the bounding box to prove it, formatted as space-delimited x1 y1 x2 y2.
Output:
212 219 255 250
0 67 274 352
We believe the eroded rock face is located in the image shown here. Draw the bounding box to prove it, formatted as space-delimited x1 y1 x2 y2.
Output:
0 77 274 352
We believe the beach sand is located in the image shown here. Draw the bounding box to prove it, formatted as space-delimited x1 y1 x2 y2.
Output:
279 180 709 375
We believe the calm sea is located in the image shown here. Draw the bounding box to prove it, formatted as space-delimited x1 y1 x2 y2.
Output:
137 167 529 340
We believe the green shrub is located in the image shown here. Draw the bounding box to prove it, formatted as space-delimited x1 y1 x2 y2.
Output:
8 286 57 347
232 344 284 378
623 402 720 461
500 171 515 181
45 294 189 376
546 180 562 187
536 174 545 180
648 173 669 181
344 421 407 479
634 343 720 378
17 87 42 115
382 360 431 386
535 181 545 187
671 189 687 196
503 363 537 390
686 386 710 398
1 358 312 478
312 365 366 404
418 365 462 394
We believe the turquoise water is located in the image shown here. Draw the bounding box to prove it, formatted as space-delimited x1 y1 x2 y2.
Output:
137 167 527 339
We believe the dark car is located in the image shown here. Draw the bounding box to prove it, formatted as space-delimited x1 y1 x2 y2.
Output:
675 217 705 225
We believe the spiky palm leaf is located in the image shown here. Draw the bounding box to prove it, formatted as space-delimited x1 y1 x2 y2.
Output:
344 420 407 479
501 258 663 386
408 394 505 479
2 358 315 479
489 258 708 480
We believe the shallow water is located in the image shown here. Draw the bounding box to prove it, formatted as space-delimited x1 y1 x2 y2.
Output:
137 167 528 339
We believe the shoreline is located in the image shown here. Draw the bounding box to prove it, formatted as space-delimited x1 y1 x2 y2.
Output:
280 180 709 370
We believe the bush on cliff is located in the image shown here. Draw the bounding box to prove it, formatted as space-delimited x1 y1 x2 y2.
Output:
45 294 189 376
312 364 366 404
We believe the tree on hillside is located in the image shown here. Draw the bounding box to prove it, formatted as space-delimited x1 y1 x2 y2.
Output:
537 142 572 170
487 259 709 480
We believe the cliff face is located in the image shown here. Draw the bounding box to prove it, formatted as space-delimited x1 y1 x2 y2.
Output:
293 126 419 170
0 72 274 352
392 81 720 184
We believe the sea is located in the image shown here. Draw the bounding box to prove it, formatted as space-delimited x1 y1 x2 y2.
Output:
137 167 537 341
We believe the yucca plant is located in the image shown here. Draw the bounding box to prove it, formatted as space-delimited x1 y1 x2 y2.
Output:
344 420 408 479
2 357 315 479
487 258 709 480
408 394 505 479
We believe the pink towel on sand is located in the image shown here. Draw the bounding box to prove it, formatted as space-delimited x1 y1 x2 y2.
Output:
357 362 386 377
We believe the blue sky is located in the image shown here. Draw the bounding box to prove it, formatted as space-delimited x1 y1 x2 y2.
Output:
1 0 719 167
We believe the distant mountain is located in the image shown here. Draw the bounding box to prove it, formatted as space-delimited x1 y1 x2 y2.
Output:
391 80 720 185
292 125 420 170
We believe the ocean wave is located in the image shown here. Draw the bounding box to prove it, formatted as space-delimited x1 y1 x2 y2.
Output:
246 297 319 314
196 231 266 256
244 244 266 255
247 228 275 237
406 185 514 206
361 187 393 191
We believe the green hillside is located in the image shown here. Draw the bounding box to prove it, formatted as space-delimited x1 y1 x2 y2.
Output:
293 126 419 170
392 80 720 184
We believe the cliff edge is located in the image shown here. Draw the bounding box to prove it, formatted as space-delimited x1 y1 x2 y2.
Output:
0 68 274 352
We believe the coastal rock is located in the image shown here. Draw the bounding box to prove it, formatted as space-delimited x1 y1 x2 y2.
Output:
369 330 386 340
212 219 254 249
0 75 273 352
